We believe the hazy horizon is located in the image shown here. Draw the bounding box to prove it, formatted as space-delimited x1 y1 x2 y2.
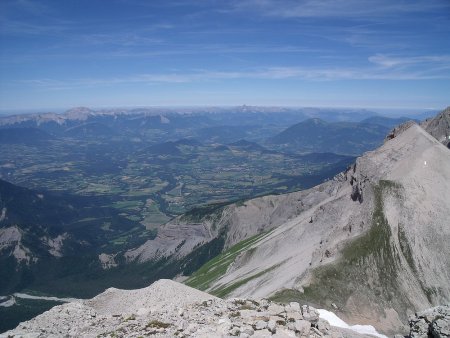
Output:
0 105 443 121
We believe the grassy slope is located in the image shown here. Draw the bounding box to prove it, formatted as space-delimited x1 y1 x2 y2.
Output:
185 229 274 296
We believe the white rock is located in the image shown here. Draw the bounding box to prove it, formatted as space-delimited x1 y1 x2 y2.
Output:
273 327 296 337
255 320 268 330
267 303 285 315
242 325 255 336
286 311 303 321
294 319 310 335
289 302 301 311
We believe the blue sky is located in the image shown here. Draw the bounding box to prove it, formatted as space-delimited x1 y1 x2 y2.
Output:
0 0 449 111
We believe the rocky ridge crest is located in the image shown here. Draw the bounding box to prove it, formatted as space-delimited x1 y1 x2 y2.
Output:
0 279 379 338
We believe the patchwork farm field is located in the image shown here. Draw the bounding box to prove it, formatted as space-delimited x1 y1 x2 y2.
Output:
0 136 353 229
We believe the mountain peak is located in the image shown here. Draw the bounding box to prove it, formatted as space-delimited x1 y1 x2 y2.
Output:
269 117 388 155
65 106 93 114
64 107 94 120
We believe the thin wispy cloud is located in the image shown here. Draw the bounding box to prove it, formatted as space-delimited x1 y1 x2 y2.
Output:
369 54 450 69
231 0 449 19
225 65 450 81
0 43 321 63
76 33 163 47
17 59 450 91
107 44 320 58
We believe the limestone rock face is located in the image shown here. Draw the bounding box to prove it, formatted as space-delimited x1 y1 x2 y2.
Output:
0 226 35 264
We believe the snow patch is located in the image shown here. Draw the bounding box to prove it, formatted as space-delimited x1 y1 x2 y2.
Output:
318 309 388 338
0 296 16 307
13 293 78 303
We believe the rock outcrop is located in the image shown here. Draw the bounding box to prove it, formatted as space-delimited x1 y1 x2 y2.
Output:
0 226 35 264
0 279 380 338
408 305 450 338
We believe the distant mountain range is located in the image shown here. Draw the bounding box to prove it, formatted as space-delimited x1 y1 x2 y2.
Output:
268 118 392 155
0 106 423 154
360 115 415 128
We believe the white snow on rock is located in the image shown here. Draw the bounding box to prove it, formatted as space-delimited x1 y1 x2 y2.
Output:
13 293 78 303
0 296 16 307
318 309 388 338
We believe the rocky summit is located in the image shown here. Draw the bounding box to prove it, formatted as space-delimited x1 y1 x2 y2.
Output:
2 279 383 338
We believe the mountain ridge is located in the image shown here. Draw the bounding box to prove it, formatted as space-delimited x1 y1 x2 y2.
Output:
179 110 450 335
3 278 447 337
0 279 385 338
